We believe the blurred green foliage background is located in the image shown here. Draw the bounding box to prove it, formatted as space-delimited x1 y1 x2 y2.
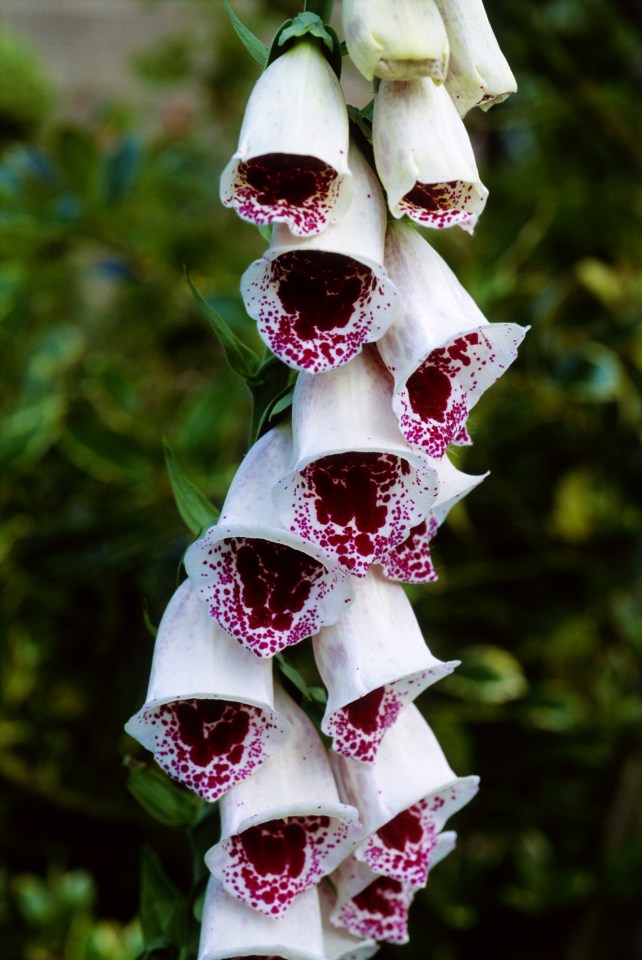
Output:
1 1 641 958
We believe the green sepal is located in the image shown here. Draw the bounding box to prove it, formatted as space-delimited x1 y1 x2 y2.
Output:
247 354 295 445
221 0 268 65
124 757 204 829
186 272 262 384
143 600 158 639
266 15 342 80
163 438 219 537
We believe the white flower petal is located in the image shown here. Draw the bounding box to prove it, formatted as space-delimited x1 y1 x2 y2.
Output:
342 0 449 82
220 41 352 236
313 566 458 761
380 454 487 583
240 145 398 373
373 79 488 232
272 350 439 577
184 426 353 658
206 688 362 919
332 705 479 887
124 581 290 801
377 223 528 458
434 0 517 116
198 876 326 960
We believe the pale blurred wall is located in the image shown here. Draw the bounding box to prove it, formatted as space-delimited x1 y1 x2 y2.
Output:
0 0 197 123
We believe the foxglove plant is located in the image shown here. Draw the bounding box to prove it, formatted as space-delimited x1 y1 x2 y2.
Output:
127 2 525 957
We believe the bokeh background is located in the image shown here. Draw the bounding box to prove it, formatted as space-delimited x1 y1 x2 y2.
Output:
1 1 641 958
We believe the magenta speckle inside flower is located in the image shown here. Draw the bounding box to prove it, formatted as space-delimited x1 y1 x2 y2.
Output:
398 331 503 458
381 516 440 584
399 180 477 229
195 536 334 657
280 452 434 577
326 685 405 762
359 799 438 888
243 251 395 373
215 815 353 918
337 876 411 944
142 698 279 802
228 153 340 235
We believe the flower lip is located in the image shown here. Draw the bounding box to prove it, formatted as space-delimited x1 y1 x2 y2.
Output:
318 883 378 960
184 427 354 658
373 79 488 233
124 581 290 802
241 145 398 374
330 859 414 946
206 689 362 919
220 40 352 237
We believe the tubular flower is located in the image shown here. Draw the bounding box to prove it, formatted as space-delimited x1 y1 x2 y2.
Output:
124 580 290 802
332 705 479 889
373 78 488 232
313 566 459 762
377 222 527 458
272 349 439 577
342 0 449 82
220 40 352 236
198 876 326 960
330 832 456 944
380 454 487 583
240 144 398 374
205 688 362 919
184 425 353 658
434 0 517 116
318 884 378 960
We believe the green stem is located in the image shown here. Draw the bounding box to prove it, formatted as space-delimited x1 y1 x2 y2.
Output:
304 0 334 23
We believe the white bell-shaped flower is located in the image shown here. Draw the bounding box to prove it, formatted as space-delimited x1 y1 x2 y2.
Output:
373 78 488 232
342 0 449 82
272 349 439 578
378 222 527 458
198 876 326 960
434 0 517 116
241 144 398 374
205 688 362 919
184 425 353 658
332 705 478 889
313 566 459 761
125 581 290 801
220 40 352 236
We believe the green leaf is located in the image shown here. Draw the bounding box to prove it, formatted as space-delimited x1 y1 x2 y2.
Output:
275 653 326 704
186 273 261 383
139 846 182 948
221 0 268 65
248 355 293 444
101 137 140 205
125 758 203 828
143 601 158 639
163 438 219 536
